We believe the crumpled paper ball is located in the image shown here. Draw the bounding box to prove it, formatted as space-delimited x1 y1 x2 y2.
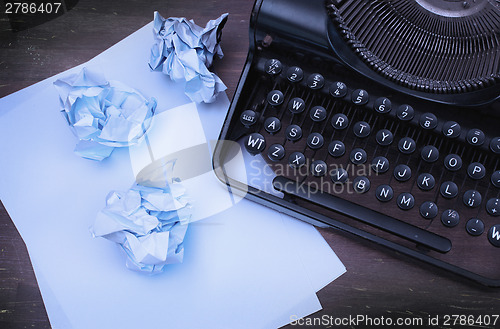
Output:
149 11 228 103
90 175 192 274
54 67 157 161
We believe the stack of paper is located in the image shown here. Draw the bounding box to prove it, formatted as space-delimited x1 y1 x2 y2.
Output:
0 21 345 328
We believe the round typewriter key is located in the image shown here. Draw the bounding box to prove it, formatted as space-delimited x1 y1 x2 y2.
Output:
285 125 302 142
467 162 486 180
486 198 500 217
329 81 348 98
240 110 258 126
466 218 484 236
267 90 284 106
287 97 305 114
393 164 411 182
331 167 349 184
311 160 327 177
492 171 500 188
397 193 415 210
463 190 482 208
420 201 438 219
244 133 266 155
307 73 324 90
444 154 462 171
264 59 282 75
371 156 390 173
307 133 324 149
488 224 500 247
331 113 349 130
373 97 391 114
351 89 369 105
466 128 485 146
289 152 306 169
419 113 438 130
417 173 435 191
375 129 394 146
350 148 367 165
353 176 371 194
396 104 414 121
376 185 394 202
328 140 345 158
398 137 416 154
442 121 461 138
310 106 327 122
440 181 458 199
353 121 371 138
286 66 303 83
420 145 439 163
490 137 500 154
441 209 460 227
267 144 285 161
264 117 281 134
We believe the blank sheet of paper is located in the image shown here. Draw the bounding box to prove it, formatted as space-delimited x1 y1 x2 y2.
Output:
0 21 345 329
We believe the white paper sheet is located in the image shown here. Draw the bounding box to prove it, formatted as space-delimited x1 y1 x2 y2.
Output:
0 21 345 329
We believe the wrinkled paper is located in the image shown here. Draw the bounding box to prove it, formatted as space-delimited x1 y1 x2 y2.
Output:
149 11 228 103
91 161 192 274
54 67 157 161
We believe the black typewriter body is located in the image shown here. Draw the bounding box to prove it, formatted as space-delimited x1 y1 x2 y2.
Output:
214 0 500 286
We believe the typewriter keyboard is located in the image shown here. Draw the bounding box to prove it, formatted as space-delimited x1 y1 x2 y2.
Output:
233 56 500 280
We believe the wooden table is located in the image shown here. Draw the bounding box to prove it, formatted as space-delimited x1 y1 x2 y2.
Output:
1 1 499 328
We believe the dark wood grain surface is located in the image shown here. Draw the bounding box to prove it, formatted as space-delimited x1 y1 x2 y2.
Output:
0 1 499 328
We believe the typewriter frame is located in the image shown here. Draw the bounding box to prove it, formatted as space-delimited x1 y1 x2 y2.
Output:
213 0 500 287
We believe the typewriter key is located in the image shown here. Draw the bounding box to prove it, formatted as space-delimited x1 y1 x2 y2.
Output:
440 181 458 199
394 164 411 182
264 117 281 134
244 133 266 155
463 190 482 208
441 210 460 227
398 137 416 154
396 105 414 121
490 137 500 154
371 156 390 173
268 144 285 161
267 90 284 106
492 171 500 188
421 145 439 163
331 113 349 130
376 129 393 146
420 201 438 219
467 162 486 180
417 173 435 191
328 140 345 157
486 198 500 217
374 97 391 114
397 193 415 210
286 66 303 82
376 185 394 202
466 129 485 146
330 81 347 98
307 133 324 149
488 225 500 247
442 121 461 138
264 59 282 75
466 218 484 236
444 154 462 171
351 89 369 105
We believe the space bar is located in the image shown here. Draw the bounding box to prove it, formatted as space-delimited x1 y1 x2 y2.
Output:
272 176 451 253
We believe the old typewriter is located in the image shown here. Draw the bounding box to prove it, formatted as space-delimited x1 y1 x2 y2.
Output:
213 0 500 286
